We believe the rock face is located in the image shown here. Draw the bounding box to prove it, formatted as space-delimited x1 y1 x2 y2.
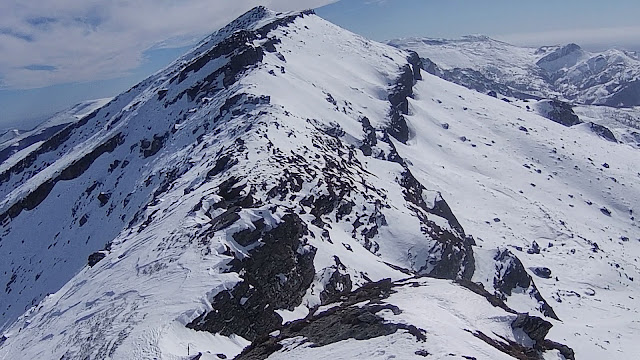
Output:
87 252 107 267
590 122 618 142
539 100 582 127
511 313 553 343
188 214 316 341
235 279 424 360
493 249 558 319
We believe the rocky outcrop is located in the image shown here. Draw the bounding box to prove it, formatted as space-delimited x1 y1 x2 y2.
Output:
511 314 552 344
532 267 552 279
421 57 441 76
87 251 107 267
494 249 558 320
188 214 316 341
604 79 640 107
400 171 475 280
590 122 618 142
386 52 423 144
541 100 582 127
469 313 574 360
235 279 426 360
0 133 125 223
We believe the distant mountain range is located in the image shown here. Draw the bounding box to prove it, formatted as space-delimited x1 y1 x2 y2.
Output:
0 98 112 165
389 35 640 107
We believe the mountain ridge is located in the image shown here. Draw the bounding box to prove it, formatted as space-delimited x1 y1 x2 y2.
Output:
389 35 640 107
0 7 637 360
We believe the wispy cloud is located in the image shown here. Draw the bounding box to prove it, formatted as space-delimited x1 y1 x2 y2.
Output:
0 0 337 90
495 25 640 50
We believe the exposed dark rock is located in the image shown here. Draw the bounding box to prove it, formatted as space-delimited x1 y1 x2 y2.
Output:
216 177 255 209
140 132 169 158
429 195 465 236
387 64 416 143
468 330 540 360
511 313 553 343
493 249 558 320
207 154 239 180
527 241 541 255
589 123 617 142
456 280 517 315
236 305 408 360
235 279 426 360
400 170 475 280
0 123 70 165
415 349 430 357
359 116 377 156
532 267 552 279
542 100 582 127
97 192 111 207
188 214 315 341
540 339 576 360
210 207 242 232
406 50 423 81
494 249 530 295
232 219 267 246
170 9 314 105
421 57 441 76
157 89 168 100
1 133 124 223
5 274 17 294
88 251 107 267
320 268 353 304
60 134 125 181
536 44 583 76
604 79 640 107
0 108 102 188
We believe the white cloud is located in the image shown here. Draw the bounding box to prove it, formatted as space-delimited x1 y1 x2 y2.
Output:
0 0 337 89
495 25 640 50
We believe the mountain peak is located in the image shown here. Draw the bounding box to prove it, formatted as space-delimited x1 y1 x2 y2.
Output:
536 42 586 72
1 6 637 360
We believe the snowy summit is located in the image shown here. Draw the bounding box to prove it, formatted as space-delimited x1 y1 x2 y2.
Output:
0 6 638 360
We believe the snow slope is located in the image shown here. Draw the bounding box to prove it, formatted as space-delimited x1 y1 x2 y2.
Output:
397 74 640 358
389 36 640 107
0 7 637 360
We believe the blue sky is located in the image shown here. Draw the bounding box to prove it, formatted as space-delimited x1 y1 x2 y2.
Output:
1 0 638 130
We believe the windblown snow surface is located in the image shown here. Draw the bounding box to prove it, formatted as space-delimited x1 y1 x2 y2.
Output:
0 7 638 360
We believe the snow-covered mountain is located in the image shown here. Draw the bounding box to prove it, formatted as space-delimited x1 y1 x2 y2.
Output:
0 7 638 360
0 98 112 166
388 36 640 107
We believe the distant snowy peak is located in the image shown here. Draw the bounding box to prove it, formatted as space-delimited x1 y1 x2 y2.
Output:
536 43 586 73
0 98 112 166
389 35 640 107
